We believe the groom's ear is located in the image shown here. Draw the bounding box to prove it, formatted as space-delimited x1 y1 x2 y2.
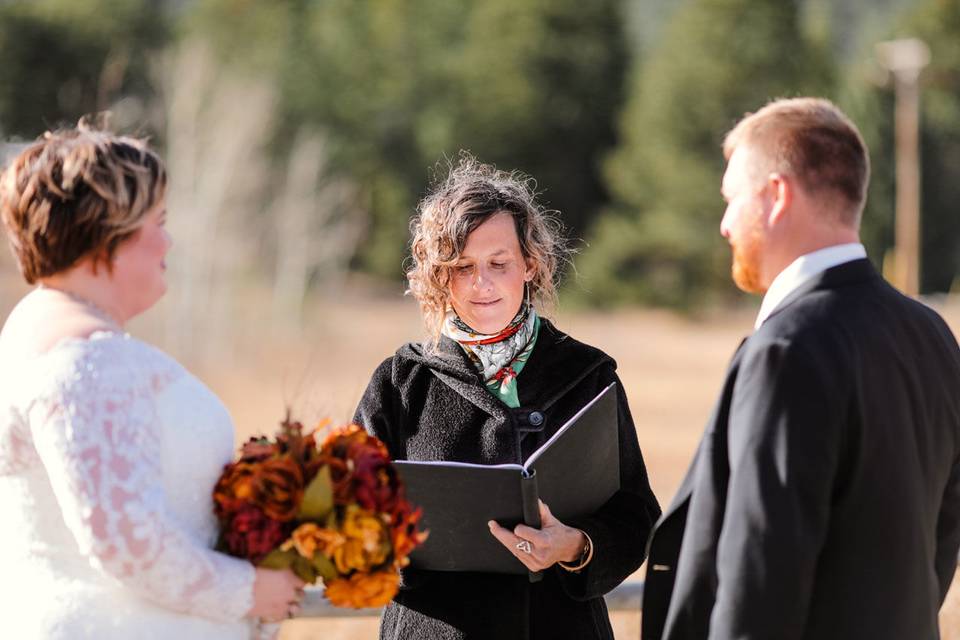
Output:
766 173 793 226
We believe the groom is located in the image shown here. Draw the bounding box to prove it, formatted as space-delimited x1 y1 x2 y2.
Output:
642 97 960 639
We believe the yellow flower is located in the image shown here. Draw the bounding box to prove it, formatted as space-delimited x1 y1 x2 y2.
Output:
323 570 400 609
332 505 391 573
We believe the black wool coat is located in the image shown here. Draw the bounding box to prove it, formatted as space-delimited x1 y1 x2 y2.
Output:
354 318 661 640
642 259 960 640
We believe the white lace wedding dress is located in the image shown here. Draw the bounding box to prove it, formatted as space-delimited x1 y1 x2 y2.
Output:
0 331 256 639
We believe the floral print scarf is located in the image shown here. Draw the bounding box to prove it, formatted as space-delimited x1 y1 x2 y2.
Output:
442 303 540 408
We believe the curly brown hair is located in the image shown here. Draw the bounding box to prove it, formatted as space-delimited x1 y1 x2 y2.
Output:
406 155 568 347
0 121 166 284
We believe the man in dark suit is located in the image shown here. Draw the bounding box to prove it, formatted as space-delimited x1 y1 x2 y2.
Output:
642 97 960 640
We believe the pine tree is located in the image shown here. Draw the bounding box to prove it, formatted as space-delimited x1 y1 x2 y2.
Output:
190 0 628 281
0 0 168 137
841 0 960 294
580 0 831 307
907 0 960 292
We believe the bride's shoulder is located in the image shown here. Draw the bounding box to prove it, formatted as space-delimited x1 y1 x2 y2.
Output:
1 290 116 356
47 331 182 379
2 298 182 393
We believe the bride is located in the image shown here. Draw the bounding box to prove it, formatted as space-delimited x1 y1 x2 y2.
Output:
0 125 303 638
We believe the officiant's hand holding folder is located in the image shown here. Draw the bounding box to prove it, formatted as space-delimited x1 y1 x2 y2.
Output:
394 382 620 577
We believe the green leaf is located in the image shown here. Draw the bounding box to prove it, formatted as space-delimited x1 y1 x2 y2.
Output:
299 465 334 520
292 554 319 584
258 548 297 570
311 553 338 582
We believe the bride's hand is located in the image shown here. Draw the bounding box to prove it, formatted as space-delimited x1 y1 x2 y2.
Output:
247 568 306 622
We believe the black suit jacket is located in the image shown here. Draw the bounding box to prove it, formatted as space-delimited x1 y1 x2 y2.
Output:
642 259 960 640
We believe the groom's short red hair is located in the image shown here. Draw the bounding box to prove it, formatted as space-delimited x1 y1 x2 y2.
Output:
723 97 869 227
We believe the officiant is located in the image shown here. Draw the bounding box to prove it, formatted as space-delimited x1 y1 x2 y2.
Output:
354 155 661 640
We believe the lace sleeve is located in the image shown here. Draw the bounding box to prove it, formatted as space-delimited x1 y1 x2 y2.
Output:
28 338 255 622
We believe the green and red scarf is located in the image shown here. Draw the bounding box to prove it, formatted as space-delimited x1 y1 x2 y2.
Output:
442 303 540 408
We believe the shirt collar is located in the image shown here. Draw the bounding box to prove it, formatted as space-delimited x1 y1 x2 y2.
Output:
754 243 867 329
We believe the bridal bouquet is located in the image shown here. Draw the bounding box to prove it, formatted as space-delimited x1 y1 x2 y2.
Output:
213 415 426 608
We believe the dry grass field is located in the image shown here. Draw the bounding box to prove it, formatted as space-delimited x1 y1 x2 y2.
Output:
184 290 960 640
3 276 959 639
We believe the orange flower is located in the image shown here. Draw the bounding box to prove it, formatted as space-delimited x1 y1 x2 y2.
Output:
282 506 391 574
213 462 258 519
323 569 400 608
282 522 343 559
252 456 305 522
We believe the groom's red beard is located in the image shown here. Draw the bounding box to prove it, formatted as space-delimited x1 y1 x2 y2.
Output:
730 216 767 295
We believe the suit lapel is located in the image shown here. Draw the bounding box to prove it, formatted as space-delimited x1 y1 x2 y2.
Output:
763 258 878 326
654 336 750 528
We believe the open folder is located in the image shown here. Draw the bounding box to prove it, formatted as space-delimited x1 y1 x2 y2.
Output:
395 382 620 575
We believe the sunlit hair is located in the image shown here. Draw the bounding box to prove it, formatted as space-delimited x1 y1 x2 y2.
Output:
406 154 567 348
723 97 870 227
0 120 166 284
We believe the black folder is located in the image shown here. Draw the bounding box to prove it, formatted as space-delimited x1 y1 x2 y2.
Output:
395 382 620 575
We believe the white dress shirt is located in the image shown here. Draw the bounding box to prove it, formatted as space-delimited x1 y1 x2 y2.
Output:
754 243 867 329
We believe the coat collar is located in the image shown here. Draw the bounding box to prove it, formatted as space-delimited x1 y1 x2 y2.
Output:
761 258 878 328
398 318 614 419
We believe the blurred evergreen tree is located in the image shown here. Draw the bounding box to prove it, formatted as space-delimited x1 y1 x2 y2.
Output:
905 0 960 293
581 0 832 308
831 82 896 284
0 0 168 138
840 0 960 295
187 0 627 281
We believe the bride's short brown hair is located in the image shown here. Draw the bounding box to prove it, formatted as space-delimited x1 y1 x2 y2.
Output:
406 154 568 347
0 121 166 284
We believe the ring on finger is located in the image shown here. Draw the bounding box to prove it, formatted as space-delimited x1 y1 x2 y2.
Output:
516 539 532 554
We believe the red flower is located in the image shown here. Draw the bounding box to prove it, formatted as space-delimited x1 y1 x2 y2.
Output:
221 504 288 563
321 426 405 515
213 461 258 521
389 502 428 563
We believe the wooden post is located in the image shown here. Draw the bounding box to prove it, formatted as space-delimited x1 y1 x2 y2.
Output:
876 39 930 297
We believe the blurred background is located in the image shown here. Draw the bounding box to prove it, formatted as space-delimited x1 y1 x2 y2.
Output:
1 0 959 637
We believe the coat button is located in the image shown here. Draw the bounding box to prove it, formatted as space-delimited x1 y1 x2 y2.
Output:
528 411 544 426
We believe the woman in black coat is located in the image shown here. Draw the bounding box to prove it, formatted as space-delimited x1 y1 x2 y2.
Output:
354 156 661 640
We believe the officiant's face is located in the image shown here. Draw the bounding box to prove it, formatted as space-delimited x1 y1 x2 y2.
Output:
449 212 534 334
721 146 771 294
